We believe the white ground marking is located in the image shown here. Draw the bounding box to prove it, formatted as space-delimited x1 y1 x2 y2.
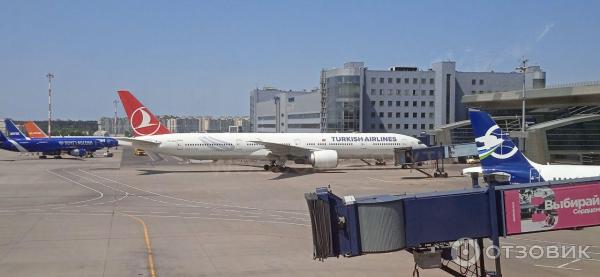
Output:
79 169 309 216
46 169 104 205
366 177 399 183
535 259 582 271
508 237 600 250
0 211 310 226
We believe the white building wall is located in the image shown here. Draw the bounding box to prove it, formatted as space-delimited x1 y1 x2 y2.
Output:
253 89 320 133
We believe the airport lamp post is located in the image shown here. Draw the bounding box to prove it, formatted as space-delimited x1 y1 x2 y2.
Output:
46 73 54 138
113 99 119 135
515 58 528 149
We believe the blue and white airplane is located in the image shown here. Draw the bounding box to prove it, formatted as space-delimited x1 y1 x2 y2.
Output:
0 119 118 158
464 110 600 183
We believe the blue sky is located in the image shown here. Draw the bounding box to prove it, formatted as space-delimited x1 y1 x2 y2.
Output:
1 0 599 119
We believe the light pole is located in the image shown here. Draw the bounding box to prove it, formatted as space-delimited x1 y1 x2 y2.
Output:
46 73 54 137
515 58 528 149
113 99 119 135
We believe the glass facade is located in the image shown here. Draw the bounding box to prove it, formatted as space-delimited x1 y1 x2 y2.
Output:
322 75 361 132
546 120 600 151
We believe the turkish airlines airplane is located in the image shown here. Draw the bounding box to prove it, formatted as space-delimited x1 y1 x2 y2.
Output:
464 110 600 183
117 90 426 172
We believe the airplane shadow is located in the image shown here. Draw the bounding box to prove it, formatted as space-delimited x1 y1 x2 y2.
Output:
269 168 346 180
135 166 347 179
0 157 86 162
401 175 465 180
137 169 265 175
88 167 121 171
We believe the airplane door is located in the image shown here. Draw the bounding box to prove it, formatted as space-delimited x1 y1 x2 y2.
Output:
235 139 243 150
176 140 183 150
529 168 541 183
294 139 301 146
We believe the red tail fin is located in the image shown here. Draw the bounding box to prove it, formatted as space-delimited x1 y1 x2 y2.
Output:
117 90 171 137
24 121 48 138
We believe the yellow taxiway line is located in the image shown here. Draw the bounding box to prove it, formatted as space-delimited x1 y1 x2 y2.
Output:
120 212 157 277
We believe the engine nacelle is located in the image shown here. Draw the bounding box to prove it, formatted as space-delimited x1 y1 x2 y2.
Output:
309 150 338 169
68 148 87 157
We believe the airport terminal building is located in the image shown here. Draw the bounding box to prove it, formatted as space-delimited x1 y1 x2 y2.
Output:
450 83 600 164
250 87 321 133
251 61 545 136
322 61 545 136
250 62 600 165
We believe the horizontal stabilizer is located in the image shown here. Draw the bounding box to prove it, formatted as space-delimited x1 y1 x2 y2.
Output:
116 137 161 149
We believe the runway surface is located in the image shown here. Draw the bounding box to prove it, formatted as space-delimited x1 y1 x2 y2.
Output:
0 148 598 276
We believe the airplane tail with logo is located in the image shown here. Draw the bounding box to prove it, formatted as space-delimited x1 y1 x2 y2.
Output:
117 90 171 137
4 119 28 140
469 110 542 183
24 121 48 138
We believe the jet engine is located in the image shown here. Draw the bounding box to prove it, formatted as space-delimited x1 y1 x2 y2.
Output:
309 150 338 169
69 148 87 157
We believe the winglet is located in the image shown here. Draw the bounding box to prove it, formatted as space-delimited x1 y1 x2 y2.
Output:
117 90 171 137
24 121 48 138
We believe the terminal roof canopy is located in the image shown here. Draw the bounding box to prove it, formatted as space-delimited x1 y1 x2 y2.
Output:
462 85 600 110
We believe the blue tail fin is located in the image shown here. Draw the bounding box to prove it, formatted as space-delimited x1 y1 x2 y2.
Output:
4 119 27 140
469 110 541 183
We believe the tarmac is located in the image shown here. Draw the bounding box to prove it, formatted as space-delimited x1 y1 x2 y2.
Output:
0 147 599 276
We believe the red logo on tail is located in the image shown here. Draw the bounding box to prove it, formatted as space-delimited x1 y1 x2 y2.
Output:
118 90 171 137
130 107 163 136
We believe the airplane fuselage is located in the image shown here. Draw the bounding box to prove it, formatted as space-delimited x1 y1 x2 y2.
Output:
133 132 422 161
534 163 600 181
0 137 118 155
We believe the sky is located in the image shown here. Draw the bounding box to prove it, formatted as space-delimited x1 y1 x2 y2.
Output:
1 0 599 120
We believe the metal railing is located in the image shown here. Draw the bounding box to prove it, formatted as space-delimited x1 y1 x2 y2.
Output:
545 80 600 89
558 106 600 118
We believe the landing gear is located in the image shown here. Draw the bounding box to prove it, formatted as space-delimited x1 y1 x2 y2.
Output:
433 171 448 178
375 159 387 166
271 165 289 173
264 160 289 172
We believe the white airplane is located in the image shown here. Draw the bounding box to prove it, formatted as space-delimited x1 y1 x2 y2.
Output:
464 110 600 183
117 90 425 172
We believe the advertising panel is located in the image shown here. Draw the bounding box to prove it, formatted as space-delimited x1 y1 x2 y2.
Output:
503 183 600 235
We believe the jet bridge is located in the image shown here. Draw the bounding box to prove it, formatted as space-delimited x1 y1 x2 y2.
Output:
305 176 600 276
394 143 477 178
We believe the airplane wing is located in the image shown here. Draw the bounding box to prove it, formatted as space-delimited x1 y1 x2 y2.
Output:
116 137 160 148
249 140 316 159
